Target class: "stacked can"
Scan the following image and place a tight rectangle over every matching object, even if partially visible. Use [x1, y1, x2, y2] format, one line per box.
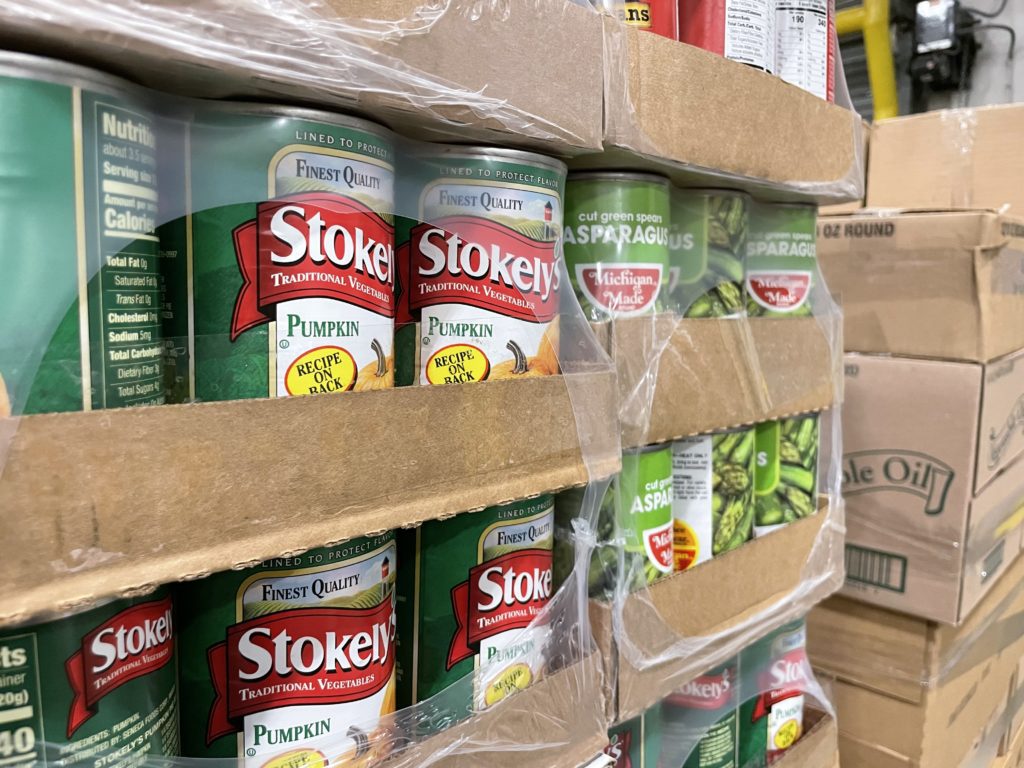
[605, 710, 662, 767]
[678, 0, 776, 73]
[745, 201, 821, 537]
[619, 445, 675, 587]
[661, 659, 740, 768]
[775, 0, 836, 101]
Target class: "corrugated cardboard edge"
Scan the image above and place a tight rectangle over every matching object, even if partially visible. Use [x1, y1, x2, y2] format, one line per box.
[775, 711, 840, 768]
[379, 653, 608, 768]
[592, 505, 841, 722]
[0, 372, 620, 627]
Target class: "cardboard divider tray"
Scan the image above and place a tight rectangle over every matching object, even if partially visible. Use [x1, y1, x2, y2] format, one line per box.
[775, 711, 840, 768]
[0, 371, 619, 626]
[600, 315, 837, 449]
[592, 503, 842, 722]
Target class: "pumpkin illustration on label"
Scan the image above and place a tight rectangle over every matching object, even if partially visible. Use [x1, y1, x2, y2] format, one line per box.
[355, 338, 394, 391]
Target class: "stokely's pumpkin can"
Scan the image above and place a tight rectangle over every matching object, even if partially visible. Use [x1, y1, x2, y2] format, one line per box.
[395, 496, 555, 718]
[167, 103, 396, 401]
[678, 0, 776, 73]
[396, 146, 565, 386]
[564, 172, 671, 320]
[660, 659, 740, 768]
[0, 590, 179, 767]
[0, 52, 163, 416]
[176, 533, 397, 765]
[618, 445, 675, 587]
[604, 706, 663, 767]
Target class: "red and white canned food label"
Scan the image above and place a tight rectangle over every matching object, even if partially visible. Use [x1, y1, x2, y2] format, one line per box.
[725, 0, 776, 72]
[756, 624, 808, 762]
[575, 263, 663, 317]
[776, 0, 834, 100]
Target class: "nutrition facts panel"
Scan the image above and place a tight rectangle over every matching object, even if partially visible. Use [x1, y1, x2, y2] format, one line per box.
[0, 634, 45, 768]
[723, 0, 775, 73]
[776, 0, 831, 100]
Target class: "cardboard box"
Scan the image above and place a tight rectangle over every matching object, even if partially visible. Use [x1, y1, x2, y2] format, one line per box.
[0, 371, 619, 627]
[817, 210, 1024, 363]
[841, 351, 1024, 623]
[578, 19, 862, 203]
[605, 316, 837, 449]
[592, 503, 843, 722]
[820, 119, 871, 216]
[776, 712, 841, 768]
[0, 0, 605, 153]
[867, 105, 1024, 213]
[809, 549, 1024, 768]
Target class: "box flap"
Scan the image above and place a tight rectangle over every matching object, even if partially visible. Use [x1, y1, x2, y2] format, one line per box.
[772, 711, 839, 768]
[977, 349, 1024, 493]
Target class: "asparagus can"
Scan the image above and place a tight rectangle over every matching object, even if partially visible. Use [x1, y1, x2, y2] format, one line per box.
[598, 0, 679, 39]
[396, 496, 555, 716]
[177, 534, 397, 764]
[0, 52, 163, 416]
[619, 445, 675, 586]
[775, 0, 836, 101]
[661, 660, 740, 768]
[678, 0, 776, 72]
[673, 426, 755, 571]
[564, 172, 671, 320]
[739, 621, 808, 767]
[170, 104, 396, 401]
[744, 202, 817, 317]
[754, 414, 820, 536]
[0, 591, 178, 768]
[398, 147, 565, 386]
[668, 188, 749, 318]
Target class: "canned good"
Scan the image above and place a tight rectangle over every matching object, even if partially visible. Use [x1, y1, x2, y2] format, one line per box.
[753, 414, 819, 536]
[775, 0, 836, 101]
[167, 103, 396, 401]
[564, 172, 671, 320]
[0, 591, 178, 767]
[0, 52, 163, 415]
[397, 146, 565, 386]
[661, 660, 740, 768]
[744, 201, 817, 318]
[739, 620, 808, 767]
[396, 496, 555, 715]
[599, 1, 679, 39]
[669, 188, 749, 317]
[678, 0, 776, 73]
[673, 426, 755, 571]
[619, 445, 675, 586]
[177, 534, 398, 763]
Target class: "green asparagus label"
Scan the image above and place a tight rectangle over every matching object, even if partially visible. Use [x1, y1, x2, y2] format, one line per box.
[618, 446, 674, 584]
[669, 190, 748, 318]
[564, 174, 670, 319]
[754, 416, 820, 536]
[745, 202, 817, 316]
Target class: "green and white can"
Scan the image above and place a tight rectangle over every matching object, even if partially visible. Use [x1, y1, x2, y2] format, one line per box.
[605, 707, 662, 767]
[669, 188, 749, 318]
[0, 590, 178, 768]
[618, 445, 674, 587]
[744, 202, 817, 317]
[563, 172, 671, 320]
[0, 52, 163, 416]
[166, 103, 396, 401]
[176, 534, 398, 764]
[396, 496, 554, 716]
[672, 426, 755, 571]
[661, 659, 740, 768]
[753, 414, 820, 537]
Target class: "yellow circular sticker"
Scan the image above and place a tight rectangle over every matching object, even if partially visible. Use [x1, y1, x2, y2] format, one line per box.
[426, 344, 490, 385]
[773, 719, 802, 750]
[673, 520, 699, 571]
[483, 663, 533, 707]
[261, 748, 327, 768]
[284, 346, 356, 395]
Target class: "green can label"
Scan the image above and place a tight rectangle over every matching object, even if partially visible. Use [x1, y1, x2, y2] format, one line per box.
[673, 426, 755, 571]
[753, 414, 820, 536]
[177, 534, 397, 762]
[0, 72, 163, 415]
[618, 446, 674, 585]
[739, 621, 808, 767]
[744, 202, 817, 317]
[661, 661, 739, 768]
[563, 173, 670, 319]
[605, 708, 661, 768]
[177, 108, 395, 401]
[669, 189, 748, 318]
[396, 496, 554, 715]
[0, 591, 178, 768]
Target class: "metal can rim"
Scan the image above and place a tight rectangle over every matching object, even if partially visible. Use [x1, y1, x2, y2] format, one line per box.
[0, 49, 154, 101]
[410, 143, 567, 176]
[189, 100, 395, 144]
[567, 170, 671, 186]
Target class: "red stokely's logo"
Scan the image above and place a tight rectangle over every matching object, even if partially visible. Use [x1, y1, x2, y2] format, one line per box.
[65, 596, 174, 738]
[230, 193, 395, 340]
[404, 216, 560, 324]
[603, 730, 633, 768]
[205, 601, 395, 744]
[665, 667, 736, 711]
[447, 549, 553, 669]
[749, 648, 808, 724]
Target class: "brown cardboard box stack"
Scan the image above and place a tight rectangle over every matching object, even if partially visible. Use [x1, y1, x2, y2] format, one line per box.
[815, 107, 1024, 768]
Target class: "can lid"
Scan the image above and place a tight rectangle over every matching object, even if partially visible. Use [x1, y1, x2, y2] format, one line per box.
[568, 170, 671, 186]
[675, 186, 751, 198]
[191, 101, 395, 143]
[0, 50, 154, 102]
[411, 144, 568, 176]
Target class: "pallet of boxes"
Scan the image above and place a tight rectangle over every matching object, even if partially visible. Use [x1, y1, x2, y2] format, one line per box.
[813, 103, 1024, 768]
